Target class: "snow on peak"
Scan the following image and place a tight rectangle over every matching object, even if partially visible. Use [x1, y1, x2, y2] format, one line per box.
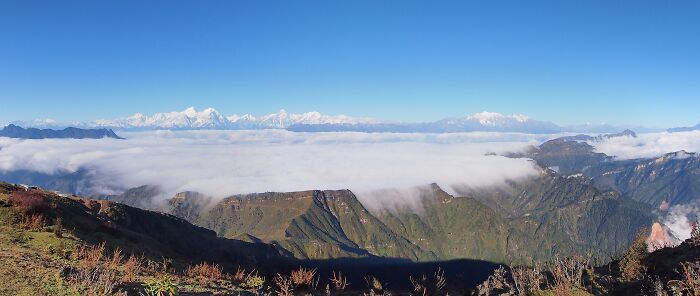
[183, 107, 198, 117]
[465, 111, 530, 126]
[83, 107, 376, 130]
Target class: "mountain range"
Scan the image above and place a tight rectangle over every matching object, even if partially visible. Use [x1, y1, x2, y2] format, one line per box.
[668, 123, 700, 132]
[9, 107, 663, 134]
[511, 133, 700, 207]
[0, 124, 123, 139]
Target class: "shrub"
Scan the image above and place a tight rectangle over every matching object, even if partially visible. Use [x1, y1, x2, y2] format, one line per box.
[475, 265, 513, 295]
[8, 229, 30, 244]
[122, 254, 143, 282]
[67, 265, 120, 296]
[185, 261, 224, 284]
[410, 268, 447, 296]
[20, 213, 44, 231]
[330, 271, 349, 292]
[143, 274, 178, 296]
[550, 255, 589, 294]
[667, 261, 700, 296]
[364, 275, 386, 295]
[273, 274, 294, 296]
[620, 228, 649, 281]
[241, 271, 265, 291]
[145, 257, 173, 276]
[511, 264, 543, 294]
[9, 191, 49, 215]
[108, 248, 123, 270]
[231, 266, 246, 284]
[73, 242, 106, 270]
[290, 267, 316, 288]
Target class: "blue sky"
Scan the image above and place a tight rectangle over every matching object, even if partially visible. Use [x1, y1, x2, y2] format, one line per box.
[1, 0, 699, 127]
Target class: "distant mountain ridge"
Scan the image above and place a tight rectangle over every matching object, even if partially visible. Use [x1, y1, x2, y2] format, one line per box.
[668, 123, 700, 132]
[512, 132, 700, 207]
[11, 107, 659, 134]
[0, 124, 123, 139]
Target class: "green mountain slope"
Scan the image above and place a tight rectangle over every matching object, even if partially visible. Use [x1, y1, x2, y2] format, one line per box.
[103, 173, 653, 265]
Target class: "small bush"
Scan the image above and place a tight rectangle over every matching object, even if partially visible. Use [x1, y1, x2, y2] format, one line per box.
[475, 265, 514, 295]
[143, 274, 178, 296]
[551, 255, 589, 293]
[231, 266, 246, 284]
[668, 261, 700, 296]
[241, 271, 265, 291]
[511, 264, 543, 294]
[122, 254, 143, 282]
[73, 242, 106, 270]
[273, 274, 294, 296]
[8, 229, 30, 244]
[290, 267, 316, 288]
[410, 268, 447, 296]
[20, 213, 44, 231]
[9, 191, 49, 215]
[185, 261, 224, 284]
[108, 248, 123, 270]
[364, 275, 386, 295]
[330, 271, 349, 292]
[68, 266, 120, 296]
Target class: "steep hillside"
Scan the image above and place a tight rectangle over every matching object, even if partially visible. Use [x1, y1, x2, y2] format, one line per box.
[0, 181, 504, 295]
[517, 136, 700, 207]
[463, 173, 654, 257]
[102, 174, 654, 265]
[165, 190, 433, 260]
[0, 182, 283, 270]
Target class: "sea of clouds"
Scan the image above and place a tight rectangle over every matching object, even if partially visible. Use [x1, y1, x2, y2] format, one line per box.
[590, 130, 700, 242]
[3, 129, 700, 232]
[591, 130, 700, 159]
[0, 130, 551, 205]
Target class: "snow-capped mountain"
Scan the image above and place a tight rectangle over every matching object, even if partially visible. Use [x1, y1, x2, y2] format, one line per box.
[83, 107, 377, 130]
[428, 111, 561, 133]
[9, 107, 653, 134]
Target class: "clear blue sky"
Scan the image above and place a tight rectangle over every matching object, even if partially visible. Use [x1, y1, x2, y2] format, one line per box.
[1, 0, 699, 127]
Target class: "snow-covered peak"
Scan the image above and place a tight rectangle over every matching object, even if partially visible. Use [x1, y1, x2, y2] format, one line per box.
[183, 107, 198, 117]
[75, 107, 376, 130]
[465, 111, 530, 126]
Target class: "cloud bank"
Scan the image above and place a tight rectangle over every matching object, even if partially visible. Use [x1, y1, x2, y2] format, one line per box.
[591, 131, 700, 159]
[0, 131, 545, 202]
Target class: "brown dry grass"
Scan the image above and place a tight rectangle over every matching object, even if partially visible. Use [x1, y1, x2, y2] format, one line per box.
[185, 261, 224, 284]
[20, 213, 44, 231]
[121, 254, 143, 282]
[290, 267, 316, 287]
[330, 270, 349, 291]
[108, 248, 123, 270]
[273, 273, 294, 296]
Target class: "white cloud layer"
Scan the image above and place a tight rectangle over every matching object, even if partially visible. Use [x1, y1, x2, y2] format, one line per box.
[591, 131, 700, 159]
[0, 131, 544, 202]
[661, 203, 700, 241]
